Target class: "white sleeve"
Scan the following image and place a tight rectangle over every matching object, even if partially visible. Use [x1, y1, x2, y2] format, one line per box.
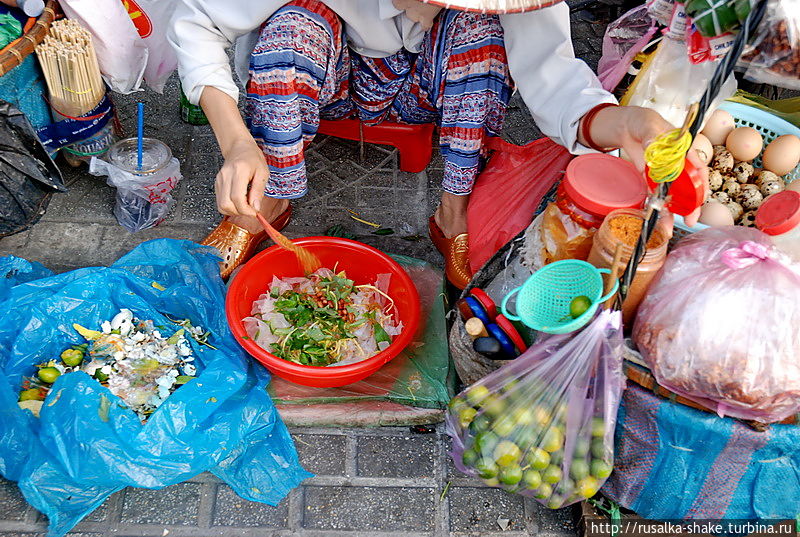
[167, 0, 288, 105]
[500, 4, 617, 154]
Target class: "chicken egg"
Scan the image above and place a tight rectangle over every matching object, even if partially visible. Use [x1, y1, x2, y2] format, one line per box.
[762, 134, 800, 176]
[725, 127, 763, 163]
[702, 109, 736, 146]
[698, 200, 734, 226]
[691, 133, 714, 165]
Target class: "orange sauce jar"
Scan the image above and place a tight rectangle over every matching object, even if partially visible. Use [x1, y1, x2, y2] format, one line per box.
[541, 154, 648, 264]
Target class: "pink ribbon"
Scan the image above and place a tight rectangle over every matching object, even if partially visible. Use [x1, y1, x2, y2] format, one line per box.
[721, 241, 772, 269]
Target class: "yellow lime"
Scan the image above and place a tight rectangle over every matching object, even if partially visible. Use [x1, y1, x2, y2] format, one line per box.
[492, 416, 516, 437]
[570, 459, 590, 480]
[466, 385, 490, 406]
[570, 295, 592, 319]
[483, 477, 500, 487]
[37, 367, 61, 384]
[493, 441, 522, 467]
[542, 465, 563, 484]
[19, 388, 45, 401]
[577, 476, 600, 498]
[482, 395, 506, 418]
[475, 459, 499, 479]
[526, 447, 551, 470]
[532, 406, 552, 427]
[533, 483, 553, 499]
[523, 469, 542, 490]
[499, 464, 523, 486]
[459, 407, 478, 429]
[591, 417, 606, 437]
[541, 428, 564, 452]
[511, 407, 535, 426]
[591, 459, 613, 479]
[547, 495, 565, 509]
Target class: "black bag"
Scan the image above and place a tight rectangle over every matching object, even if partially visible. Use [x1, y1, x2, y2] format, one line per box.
[0, 100, 65, 237]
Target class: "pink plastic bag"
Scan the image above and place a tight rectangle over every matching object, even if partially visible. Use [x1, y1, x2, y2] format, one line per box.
[633, 227, 800, 423]
[597, 6, 658, 93]
[468, 137, 571, 273]
[446, 310, 625, 508]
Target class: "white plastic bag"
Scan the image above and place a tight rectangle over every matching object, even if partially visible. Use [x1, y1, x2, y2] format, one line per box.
[89, 156, 181, 232]
[59, 0, 178, 94]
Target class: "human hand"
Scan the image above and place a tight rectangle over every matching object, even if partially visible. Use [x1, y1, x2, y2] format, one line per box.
[215, 137, 268, 217]
[392, 0, 443, 30]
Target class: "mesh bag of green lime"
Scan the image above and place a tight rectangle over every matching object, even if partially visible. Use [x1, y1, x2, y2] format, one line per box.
[446, 309, 625, 509]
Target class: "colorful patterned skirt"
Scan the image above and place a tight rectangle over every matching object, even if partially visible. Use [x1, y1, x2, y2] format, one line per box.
[245, 0, 513, 198]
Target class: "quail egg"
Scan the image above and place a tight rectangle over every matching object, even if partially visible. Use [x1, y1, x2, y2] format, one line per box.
[760, 180, 785, 198]
[725, 200, 744, 221]
[708, 169, 725, 191]
[711, 191, 731, 204]
[732, 161, 754, 183]
[738, 185, 764, 210]
[721, 180, 741, 198]
[754, 170, 781, 187]
[739, 210, 757, 227]
[712, 147, 735, 172]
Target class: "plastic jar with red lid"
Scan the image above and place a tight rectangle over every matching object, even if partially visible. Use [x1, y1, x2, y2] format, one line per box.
[756, 190, 800, 262]
[540, 154, 648, 264]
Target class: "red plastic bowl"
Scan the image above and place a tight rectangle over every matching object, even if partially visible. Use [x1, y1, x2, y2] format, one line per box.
[226, 237, 422, 387]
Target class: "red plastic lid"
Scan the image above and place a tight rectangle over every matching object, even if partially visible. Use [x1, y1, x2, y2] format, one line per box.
[469, 288, 497, 320]
[495, 314, 527, 354]
[756, 191, 800, 236]
[564, 154, 648, 217]
[645, 158, 707, 217]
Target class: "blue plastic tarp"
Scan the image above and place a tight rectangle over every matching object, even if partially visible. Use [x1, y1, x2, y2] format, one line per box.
[0, 239, 311, 536]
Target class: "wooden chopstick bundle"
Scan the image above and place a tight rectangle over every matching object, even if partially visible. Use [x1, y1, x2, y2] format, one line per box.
[36, 19, 104, 119]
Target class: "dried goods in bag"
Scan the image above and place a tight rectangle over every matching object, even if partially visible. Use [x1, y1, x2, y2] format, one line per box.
[446, 310, 625, 508]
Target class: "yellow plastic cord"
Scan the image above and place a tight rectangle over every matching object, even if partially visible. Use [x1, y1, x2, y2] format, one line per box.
[644, 128, 693, 183]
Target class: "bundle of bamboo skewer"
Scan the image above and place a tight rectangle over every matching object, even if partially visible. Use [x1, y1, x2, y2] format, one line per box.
[36, 19, 104, 119]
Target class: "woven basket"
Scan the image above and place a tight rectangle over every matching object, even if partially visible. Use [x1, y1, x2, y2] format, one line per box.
[0, 0, 57, 77]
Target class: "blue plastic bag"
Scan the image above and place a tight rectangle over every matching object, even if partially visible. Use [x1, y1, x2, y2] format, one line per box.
[0, 239, 311, 536]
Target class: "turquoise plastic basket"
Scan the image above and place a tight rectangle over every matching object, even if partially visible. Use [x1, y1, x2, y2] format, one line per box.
[501, 259, 619, 334]
[674, 101, 800, 240]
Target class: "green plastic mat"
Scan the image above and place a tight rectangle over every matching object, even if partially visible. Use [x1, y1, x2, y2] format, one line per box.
[267, 254, 455, 410]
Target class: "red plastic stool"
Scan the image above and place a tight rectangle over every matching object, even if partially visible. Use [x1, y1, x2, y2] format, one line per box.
[317, 118, 434, 173]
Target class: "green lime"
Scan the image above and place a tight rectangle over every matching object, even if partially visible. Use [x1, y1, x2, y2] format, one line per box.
[60, 348, 84, 367]
[482, 395, 506, 418]
[591, 438, 605, 459]
[591, 417, 606, 437]
[19, 388, 45, 401]
[511, 407, 535, 426]
[502, 379, 519, 393]
[515, 428, 538, 450]
[591, 459, 613, 479]
[483, 477, 500, 487]
[577, 476, 600, 498]
[547, 495, 565, 509]
[569, 295, 592, 319]
[533, 483, 553, 499]
[448, 397, 468, 414]
[459, 407, 478, 429]
[574, 437, 591, 457]
[493, 441, 522, 467]
[542, 464, 563, 484]
[556, 478, 575, 497]
[523, 469, 542, 490]
[462, 448, 479, 468]
[570, 459, 590, 480]
[475, 459, 499, 479]
[526, 447, 551, 470]
[470, 414, 492, 434]
[473, 431, 499, 455]
[541, 428, 564, 452]
[94, 369, 109, 382]
[37, 367, 61, 384]
[549, 450, 564, 466]
[499, 464, 523, 486]
[466, 385, 490, 406]
[492, 416, 516, 437]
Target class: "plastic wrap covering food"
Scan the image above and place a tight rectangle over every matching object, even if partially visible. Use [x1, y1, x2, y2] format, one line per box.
[446, 310, 625, 509]
[633, 227, 800, 423]
[740, 0, 800, 90]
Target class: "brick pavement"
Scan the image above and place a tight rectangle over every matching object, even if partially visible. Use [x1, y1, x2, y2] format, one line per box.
[0, 9, 609, 536]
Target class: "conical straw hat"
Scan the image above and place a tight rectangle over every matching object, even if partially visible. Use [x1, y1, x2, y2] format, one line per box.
[420, 0, 565, 13]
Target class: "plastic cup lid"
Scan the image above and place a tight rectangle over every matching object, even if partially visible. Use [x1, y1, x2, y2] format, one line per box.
[756, 191, 800, 236]
[564, 154, 648, 216]
[646, 158, 707, 217]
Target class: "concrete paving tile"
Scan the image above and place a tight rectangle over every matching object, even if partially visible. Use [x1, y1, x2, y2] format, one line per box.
[315, 138, 392, 172]
[292, 434, 347, 477]
[447, 487, 527, 533]
[211, 485, 289, 528]
[43, 176, 117, 224]
[120, 483, 200, 525]
[302, 486, 436, 532]
[180, 195, 219, 223]
[356, 435, 436, 479]
[355, 186, 396, 209]
[536, 501, 577, 534]
[0, 479, 27, 521]
[25, 222, 110, 267]
[0, 229, 32, 255]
